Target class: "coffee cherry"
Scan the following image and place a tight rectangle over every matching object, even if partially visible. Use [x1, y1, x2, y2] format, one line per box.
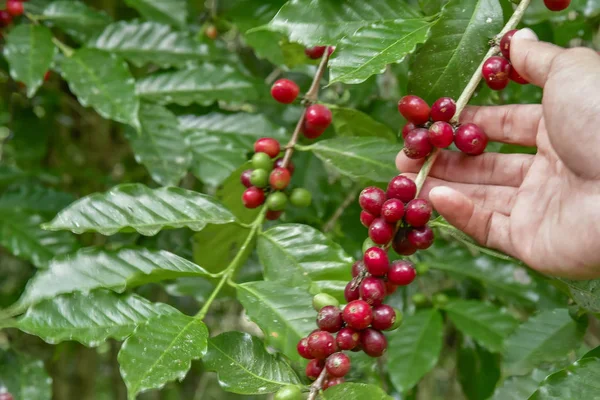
[482, 56, 511, 91]
[324, 377, 345, 390]
[544, 0, 571, 11]
[385, 281, 398, 295]
[271, 79, 300, 104]
[240, 169, 253, 188]
[368, 218, 395, 245]
[342, 299, 373, 330]
[251, 152, 273, 170]
[407, 225, 434, 249]
[269, 167, 291, 190]
[336, 327, 360, 350]
[289, 188, 312, 208]
[266, 210, 283, 220]
[317, 306, 344, 333]
[500, 30, 518, 59]
[402, 122, 417, 139]
[44, 71, 51, 82]
[325, 352, 351, 377]
[405, 198, 432, 227]
[412, 293, 429, 307]
[371, 305, 397, 330]
[250, 169, 269, 188]
[360, 210, 376, 228]
[205, 25, 218, 40]
[0, 10, 12, 27]
[398, 95, 430, 125]
[313, 293, 340, 311]
[387, 175, 417, 203]
[305, 104, 332, 130]
[430, 97, 456, 122]
[307, 330, 336, 359]
[344, 281, 360, 302]
[274, 385, 303, 400]
[352, 260, 366, 278]
[305, 46, 327, 59]
[359, 277, 386, 306]
[302, 121, 326, 139]
[362, 238, 377, 254]
[266, 192, 287, 211]
[358, 186, 386, 215]
[381, 198, 405, 223]
[242, 187, 265, 209]
[363, 247, 389, 277]
[360, 328, 388, 357]
[455, 123, 488, 156]
[388, 309, 404, 330]
[254, 138, 281, 158]
[433, 293, 450, 307]
[404, 128, 433, 159]
[306, 358, 325, 380]
[388, 260, 417, 285]
[510, 67, 528, 84]
[274, 158, 295, 175]
[428, 121, 454, 148]
[6, 0, 23, 16]
[392, 228, 417, 256]
[297, 337, 313, 359]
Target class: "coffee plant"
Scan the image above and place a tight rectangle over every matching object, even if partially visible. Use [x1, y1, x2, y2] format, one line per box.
[0, 0, 599, 399]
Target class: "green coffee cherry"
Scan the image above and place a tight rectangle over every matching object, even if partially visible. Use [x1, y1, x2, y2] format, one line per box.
[289, 188, 312, 208]
[362, 237, 377, 253]
[412, 293, 428, 307]
[252, 152, 273, 171]
[415, 262, 429, 275]
[433, 293, 449, 308]
[267, 192, 287, 211]
[312, 293, 340, 311]
[387, 308, 404, 331]
[274, 385, 303, 400]
[250, 169, 269, 188]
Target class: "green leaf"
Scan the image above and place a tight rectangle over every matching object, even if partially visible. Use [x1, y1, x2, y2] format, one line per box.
[179, 113, 286, 187]
[443, 300, 518, 352]
[387, 309, 444, 392]
[43, 1, 112, 43]
[136, 64, 260, 106]
[408, 0, 504, 104]
[0, 184, 75, 215]
[529, 358, 600, 400]
[15, 290, 176, 347]
[321, 383, 393, 400]
[125, 0, 187, 28]
[13, 247, 212, 310]
[88, 21, 210, 68]
[203, 332, 301, 394]
[458, 341, 501, 400]
[3, 24, 57, 98]
[125, 103, 191, 186]
[0, 350, 52, 400]
[329, 19, 431, 85]
[559, 278, 600, 313]
[503, 309, 587, 376]
[329, 106, 396, 141]
[43, 184, 235, 236]
[60, 48, 140, 128]
[491, 369, 551, 400]
[118, 312, 208, 400]
[300, 137, 401, 183]
[237, 281, 315, 362]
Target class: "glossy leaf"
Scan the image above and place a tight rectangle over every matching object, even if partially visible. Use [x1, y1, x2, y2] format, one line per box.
[125, 103, 191, 186]
[0, 350, 52, 400]
[458, 341, 501, 400]
[203, 331, 301, 394]
[118, 312, 208, 399]
[329, 19, 431, 84]
[237, 281, 315, 362]
[43, 184, 235, 236]
[16, 290, 176, 347]
[43, 1, 112, 42]
[408, 0, 504, 104]
[387, 309, 444, 392]
[529, 358, 600, 400]
[560, 278, 600, 313]
[0, 184, 74, 215]
[491, 369, 551, 400]
[443, 300, 518, 352]
[329, 106, 396, 141]
[299, 137, 401, 183]
[503, 309, 587, 376]
[60, 48, 140, 128]
[322, 383, 393, 400]
[4, 24, 57, 98]
[125, 0, 187, 28]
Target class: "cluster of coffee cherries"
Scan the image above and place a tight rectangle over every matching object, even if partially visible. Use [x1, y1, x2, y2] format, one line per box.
[0, 0, 25, 29]
[0, 392, 13, 400]
[240, 138, 312, 220]
[482, 30, 529, 91]
[399, 95, 489, 157]
[544, 0, 571, 11]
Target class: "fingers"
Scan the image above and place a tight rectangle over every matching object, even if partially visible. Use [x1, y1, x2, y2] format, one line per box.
[510, 28, 566, 87]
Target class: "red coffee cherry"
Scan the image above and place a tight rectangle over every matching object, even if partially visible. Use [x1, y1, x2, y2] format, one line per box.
[336, 327, 360, 350]
[324, 377, 345, 390]
[455, 123, 489, 156]
[368, 218, 395, 245]
[360, 328, 388, 357]
[325, 352, 351, 377]
[344, 281, 360, 302]
[358, 186, 386, 216]
[407, 225, 435, 250]
[305, 104, 332, 129]
[205, 25, 218, 40]
[544, 0, 571, 11]
[271, 79, 299, 104]
[269, 167, 291, 190]
[392, 228, 417, 256]
[385, 281, 398, 294]
[371, 305, 397, 331]
[254, 138, 280, 158]
[266, 210, 283, 220]
[352, 260, 366, 278]
[387, 175, 417, 203]
[359, 277, 387, 306]
[404, 198, 433, 227]
[404, 128, 433, 160]
[242, 187, 265, 208]
[360, 210, 376, 228]
[0, 394, 14, 400]
[305, 46, 327, 59]
[402, 122, 417, 139]
[398, 95, 430, 125]
[500, 29, 518, 59]
[317, 306, 344, 333]
[363, 247, 389, 277]
[428, 121, 454, 148]
[307, 330, 337, 359]
[6, 0, 23, 16]
[388, 260, 417, 285]
[302, 121, 326, 139]
[240, 169, 253, 188]
[0, 10, 12, 27]
[342, 299, 373, 330]
[274, 158, 295, 175]
[381, 198, 405, 223]
[510, 67, 528, 84]
[44, 71, 51, 82]
[482, 56, 511, 91]
[297, 337, 313, 359]
[306, 359, 325, 380]
[430, 97, 456, 122]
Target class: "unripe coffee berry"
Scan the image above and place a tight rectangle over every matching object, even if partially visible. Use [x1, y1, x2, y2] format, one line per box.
[6, 0, 23, 17]
[297, 337, 313, 359]
[307, 330, 336, 359]
[352, 260, 366, 278]
[269, 167, 291, 190]
[359, 277, 387, 306]
[266, 210, 283, 220]
[274, 158, 295, 175]
[544, 0, 571, 11]
[250, 169, 269, 188]
[404, 128, 433, 159]
[371, 305, 397, 331]
[251, 152, 273, 170]
[360, 328, 388, 357]
[381, 198, 405, 223]
[482, 56, 511, 91]
[305, 104, 332, 129]
[360, 210, 376, 228]
[363, 247, 389, 277]
[387, 175, 417, 203]
[266, 192, 287, 211]
[428, 121, 454, 148]
[358, 186, 386, 216]
[455, 123, 488, 156]
[362, 237, 377, 254]
[430, 97, 456, 122]
[306, 359, 325, 380]
[325, 352, 351, 377]
[240, 169, 253, 188]
[317, 306, 343, 333]
[402, 122, 417, 139]
[254, 138, 281, 158]
[305, 46, 327, 59]
[336, 327, 360, 350]
[271, 79, 300, 104]
[404, 198, 433, 227]
[205, 25, 218, 40]
[412, 293, 429, 307]
[500, 30, 518, 59]
[433, 293, 450, 307]
[274, 385, 303, 400]
[368, 218, 395, 245]
[324, 377, 345, 390]
[313, 293, 339, 311]
[392, 228, 417, 256]
[407, 225, 434, 249]
[344, 281, 360, 302]
[398, 95, 430, 125]
[342, 299, 373, 330]
[389, 309, 404, 330]
[290, 188, 312, 208]
[388, 260, 417, 285]
[242, 187, 265, 208]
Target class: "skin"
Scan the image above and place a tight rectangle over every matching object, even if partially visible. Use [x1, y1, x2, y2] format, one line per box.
[396, 29, 600, 279]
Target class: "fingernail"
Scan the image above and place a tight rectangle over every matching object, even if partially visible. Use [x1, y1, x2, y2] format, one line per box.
[513, 28, 538, 42]
[429, 186, 457, 199]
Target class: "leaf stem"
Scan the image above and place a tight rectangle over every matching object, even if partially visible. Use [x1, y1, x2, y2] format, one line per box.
[307, 367, 328, 400]
[323, 184, 361, 233]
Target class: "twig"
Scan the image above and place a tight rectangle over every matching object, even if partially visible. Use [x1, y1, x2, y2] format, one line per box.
[307, 368, 328, 400]
[323, 185, 361, 233]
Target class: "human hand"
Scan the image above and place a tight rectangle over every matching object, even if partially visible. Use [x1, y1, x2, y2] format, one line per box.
[396, 29, 600, 279]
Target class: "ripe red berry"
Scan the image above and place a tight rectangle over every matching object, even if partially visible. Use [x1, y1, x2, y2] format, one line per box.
[266, 210, 283, 220]
[368, 218, 395, 245]
[392, 228, 417, 256]
[404, 128, 433, 159]
[352, 260, 366, 278]
[305, 104, 332, 129]
[269, 167, 291, 190]
[363, 247, 389, 277]
[254, 138, 280, 158]
[0, 394, 14, 400]
[242, 187, 265, 208]
[297, 337, 313, 359]
[385, 281, 398, 294]
[482, 56, 511, 91]
[510, 67, 528, 84]
[0, 10, 12, 27]
[336, 327, 360, 350]
[428, 121, 454, 148]
[359, 277, 387, 306]
[274, 158, 295, 175]
[344, 281, 360, 302]
[388, 260, 417, 285]
[430, 97, 456, 122]
[360, 328, 388, 357]
[325, 352, 351, 377]
[240, 169, 253, 188]
[358, 186, 386, 215]
[404, 199, 433, 227]
[500, 30, 518, 59]
[324, 377, 345, 390]
[305, 46, 327, 59]
[402, 122, 417, 139]
[371, 305, 397, 331]
[387, 175, 417, 203]
[398, 95, 430, 125]
[44, 71, 51, 82]
[302, 121, 326, 139]
[6, 0, 23, 17]
[455, 123, 488, 156]
[271, 79, 300, 104]
[360, 210, 376, 228]
[544, 0, 571, 11]
[307, 330, 337, 359]
[317, 306, 343, 333]
[306, 359, 325, 380]
[381, 198, 405, 223]
[407, 225, 435, 250]
[342, 299, 373, 330]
